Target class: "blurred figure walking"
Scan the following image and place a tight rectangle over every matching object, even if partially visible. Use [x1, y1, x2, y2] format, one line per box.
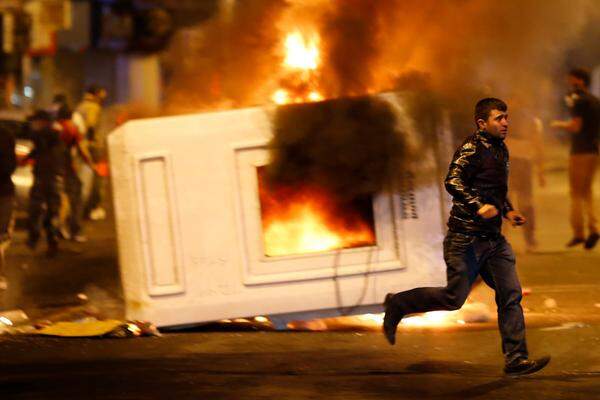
[21, 111, 66, 257]
[75, 85, 107, 221]
[50, 94, 86, 135]
[551, 68, 600, 250]
[0, 118, 17, 289]
[56, 107, 96, 242]
[48, 94, 69, 117]
[505, 100, 546, 252]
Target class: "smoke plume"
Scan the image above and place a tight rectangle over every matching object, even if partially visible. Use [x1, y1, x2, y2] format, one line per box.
[162, 0, 286, 113]
[266, 96, 409, 199]
[163, 0, 598, 114]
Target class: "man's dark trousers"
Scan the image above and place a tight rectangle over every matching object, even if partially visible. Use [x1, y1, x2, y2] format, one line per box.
[387, 231, 528, 364]
[28, 177, 62, 246]
[65, 170, 83, 235]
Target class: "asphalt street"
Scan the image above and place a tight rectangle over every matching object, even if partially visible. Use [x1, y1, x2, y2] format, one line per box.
[0, 327, 599, 399]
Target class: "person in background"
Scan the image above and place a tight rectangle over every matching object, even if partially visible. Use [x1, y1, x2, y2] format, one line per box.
[50, 93, 86, 135]
[551, 68, 600, 250]
[49, 93, 68, 117]
[21, 110, 66, 258]
[56, 107, 97, 242]
[75, 85, 107, 221]
[505, 98, 546, 252]
[49, 94, 87, 238]
[0, 119, 17, 290]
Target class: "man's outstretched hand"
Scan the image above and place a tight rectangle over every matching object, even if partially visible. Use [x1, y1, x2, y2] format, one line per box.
[477, 204, 499, 219]
[506, 210, 526, 226]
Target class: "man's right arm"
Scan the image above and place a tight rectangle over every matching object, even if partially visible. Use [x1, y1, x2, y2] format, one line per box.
[550, 116, 582, 133]
[444, 142, 486, 214]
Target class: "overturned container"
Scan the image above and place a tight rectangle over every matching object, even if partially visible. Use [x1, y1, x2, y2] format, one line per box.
[108, 92, 453, 328]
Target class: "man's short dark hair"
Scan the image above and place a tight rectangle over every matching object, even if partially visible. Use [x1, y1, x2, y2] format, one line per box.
[568, 68, 591, 88]
[52, 93, 67, 104]
[474, 98, 507, 126]
[28, 109, 52, 122]
[85, 84, 104, 96]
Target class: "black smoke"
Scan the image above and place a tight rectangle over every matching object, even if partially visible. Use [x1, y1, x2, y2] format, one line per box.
[319, 0, 392, 96]
[266, 96, 410, 199]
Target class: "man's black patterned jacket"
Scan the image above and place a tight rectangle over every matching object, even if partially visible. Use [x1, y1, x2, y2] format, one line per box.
[444, 130, 514, 236]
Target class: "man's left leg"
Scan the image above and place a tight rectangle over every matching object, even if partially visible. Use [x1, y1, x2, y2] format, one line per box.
[65, 171, 84, 237]
[480, 236, 549, 375]
[568, 155, 586, 245]
[581, 155, 599, 249]
[0, 195, 14, 290]
[479, 237, 527, 364]
[43, 178, 63, 257]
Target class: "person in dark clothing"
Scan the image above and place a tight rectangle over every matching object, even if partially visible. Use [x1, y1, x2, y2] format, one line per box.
[21, 110, 66, 257]
[49, 93, 69, 118]
[0, 122, 17, 289]
[383, 98, 550, 376]
[551, 68, 600, 249]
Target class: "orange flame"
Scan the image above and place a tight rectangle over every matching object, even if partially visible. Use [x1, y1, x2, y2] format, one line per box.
[258, 169, 376, 257]
[287, 311, 468, 331]
[272, 30, 324, 105]
[283, 31, 320, 70]
[263, 201, 375, 257]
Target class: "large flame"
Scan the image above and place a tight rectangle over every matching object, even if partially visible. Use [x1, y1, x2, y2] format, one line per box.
[283, 31, 320, 70]
[263, 201, 375, 257]
[272, 30, 324, 105]
[258, 169, 376, 257]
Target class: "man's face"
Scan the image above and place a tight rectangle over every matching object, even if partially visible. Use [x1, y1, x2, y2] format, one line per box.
[478, 109, 508, 139]
[97, 89, 107, 102]
[567, 75, 585, 91]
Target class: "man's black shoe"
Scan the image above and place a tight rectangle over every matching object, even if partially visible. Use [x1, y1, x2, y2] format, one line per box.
[504, 356, 551, 376]
[566, 237, 585, 247]
[382, 293, 403, 345]
[584, 233, 599, 250]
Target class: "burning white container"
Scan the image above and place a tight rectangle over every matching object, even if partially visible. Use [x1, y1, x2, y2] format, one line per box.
[108, 93, 451, 328]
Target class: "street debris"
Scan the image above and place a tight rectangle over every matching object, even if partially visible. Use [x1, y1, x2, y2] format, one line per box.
[1, 308, 160, 338]
[540, 322, 588, 331]
[0, 309, 35, 334]
[455, 302, 493, 323]
[34, 318, 161, 338]
[0, 310, 28, 326]
[543, 298, 558, 309]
